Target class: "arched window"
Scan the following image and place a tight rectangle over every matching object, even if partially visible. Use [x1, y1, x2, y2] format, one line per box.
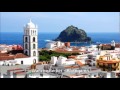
[25, 44, 28, 49]
[25, 37, 28, 42]
[33, 51, 36, 56]
[33, 37, 35, 42]
[33, 30, 34, 35]
[33, 44, 36, 49]
[25, 51, 28, 55]
[33, 59, 36, 64]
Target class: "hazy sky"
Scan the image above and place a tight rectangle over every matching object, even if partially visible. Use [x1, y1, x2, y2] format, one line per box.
[1, 12, 119, 33]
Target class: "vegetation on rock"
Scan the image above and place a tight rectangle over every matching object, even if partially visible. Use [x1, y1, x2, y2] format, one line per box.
[55, 25, 91, 42]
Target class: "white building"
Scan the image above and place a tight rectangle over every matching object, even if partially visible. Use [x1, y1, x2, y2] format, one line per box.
[0, 44, 13, 53]
[46, 41, 65, 49]
[23, 19, 38, 63]
[51, 56, 58, 65]
[57, 56, 67, 65]
[0, 53, 38, 65]
[66, 47, 72, 51]
[79, 47, 86, 51]
[46, 43, 56, 49]
[111, 40, 115, 47]
[50, 56, 75, 66]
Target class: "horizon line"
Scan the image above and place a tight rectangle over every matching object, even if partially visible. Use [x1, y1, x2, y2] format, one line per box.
[1, 31, 120, 33]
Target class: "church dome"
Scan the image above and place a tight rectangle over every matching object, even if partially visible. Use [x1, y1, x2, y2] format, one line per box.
[26, 19, 36, 28]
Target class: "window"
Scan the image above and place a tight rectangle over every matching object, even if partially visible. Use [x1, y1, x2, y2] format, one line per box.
[93, 63, 95, 66]
[33, 44, 36, 49]
[25, 51, 28, 55]
[33, 31, 34, 35]
[25, 44, 28, 49]
[33, 59, 36, 64]
[33, 51, 36, 56]
[33, 37, 35, 42]
[25, 37, 28, 42]
[21, 61, 23, 64]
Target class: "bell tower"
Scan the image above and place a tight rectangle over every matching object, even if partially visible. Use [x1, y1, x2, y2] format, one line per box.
[23, 19, 38, 63]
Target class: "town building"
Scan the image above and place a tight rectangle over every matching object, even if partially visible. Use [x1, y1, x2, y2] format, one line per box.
[96, 50, 120, 71]
[46, 41, 65, 50]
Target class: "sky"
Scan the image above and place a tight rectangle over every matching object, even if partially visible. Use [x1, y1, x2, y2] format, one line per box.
[0, 12, 119, 33]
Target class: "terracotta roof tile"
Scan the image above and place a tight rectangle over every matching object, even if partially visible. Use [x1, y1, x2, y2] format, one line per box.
[75, 61, 84, 66]
[0, 53, 28, 61]
[15, 53, 28, 58]
[0, 56, 15, 61]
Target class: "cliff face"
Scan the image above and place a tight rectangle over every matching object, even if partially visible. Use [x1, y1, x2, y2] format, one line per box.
[55, 25, 91, 42]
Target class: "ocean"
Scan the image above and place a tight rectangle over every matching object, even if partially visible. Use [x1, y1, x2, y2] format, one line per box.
[0, 32, 120, 48]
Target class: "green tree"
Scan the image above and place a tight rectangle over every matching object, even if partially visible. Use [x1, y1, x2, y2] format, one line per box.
[39, 55, 48, 61]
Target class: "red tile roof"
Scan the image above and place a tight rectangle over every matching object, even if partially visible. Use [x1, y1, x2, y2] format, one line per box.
[8, 68, 23, 72]
[0, 53, 29, 61]
[15, 53, 28, 58]
[14, 71, 26, 74]
[54, 48, 85, 53]
[75, 61, 84, 66]
[68, 55, 77, 59]
[0, 53, 9, 56]
[115, 44, 120, 48]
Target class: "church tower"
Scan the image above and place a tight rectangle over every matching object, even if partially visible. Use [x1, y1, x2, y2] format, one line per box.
[23, 19, 38, 63]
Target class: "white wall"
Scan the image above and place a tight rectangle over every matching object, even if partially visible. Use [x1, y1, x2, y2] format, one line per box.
[115, 48, 120, 51]
[57, 41, 61, 47]
[51, 56, 58, 65]
[79, 60, 86, 64]
[66, 48, 72, 51]
[106, 73, 111, 78]
[57, 56, 67, 65]
[46, 43, 55, 49]
[65, 60, 75, 65]
[0, 60, 16, 66]
[0, 57, 38, 66]
[15, 57, 38, 65]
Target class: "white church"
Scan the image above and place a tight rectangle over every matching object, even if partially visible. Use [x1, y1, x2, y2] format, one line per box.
[0, 19, 39, 65]
[23, 19, 38, 64]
